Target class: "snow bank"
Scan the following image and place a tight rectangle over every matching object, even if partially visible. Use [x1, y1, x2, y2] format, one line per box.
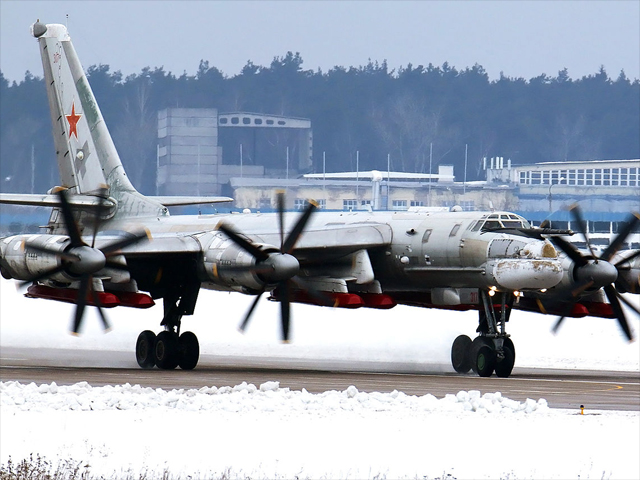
[1, 381, 638, 480]
[0, 380, 549, 415]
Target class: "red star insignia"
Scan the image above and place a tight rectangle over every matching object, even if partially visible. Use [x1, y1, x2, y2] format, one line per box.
[66, 103, 82, 139]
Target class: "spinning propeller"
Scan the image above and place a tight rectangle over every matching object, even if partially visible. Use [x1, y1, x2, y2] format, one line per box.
[20, 187, 149, 334]
[216, 192, 323, 342]
[550, 205, 639, 341]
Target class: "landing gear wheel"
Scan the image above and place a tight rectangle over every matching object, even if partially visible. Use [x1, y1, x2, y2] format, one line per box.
[155, 331, 179, 370]
[504, 337, 516, 363]
[474, 345, 496, 377]
[451, 335, 472, 373]
[136, 330, 156, 369]
[495, 344, 515, 378]
[470, 337, 495, 377]
[178, 331, 200, 370]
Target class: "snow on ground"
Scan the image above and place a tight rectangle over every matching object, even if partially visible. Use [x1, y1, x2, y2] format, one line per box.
[1, 278, 639, 478]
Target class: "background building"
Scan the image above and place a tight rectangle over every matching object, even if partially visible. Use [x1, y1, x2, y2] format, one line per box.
[157, 108, 312, 196]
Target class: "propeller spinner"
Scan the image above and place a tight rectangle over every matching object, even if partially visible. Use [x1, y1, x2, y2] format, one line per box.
[550, 205, 639, 341]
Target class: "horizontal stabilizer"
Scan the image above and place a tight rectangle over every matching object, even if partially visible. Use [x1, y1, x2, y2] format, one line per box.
[0, 193, 115, 209]
[149, 196, 233, 206]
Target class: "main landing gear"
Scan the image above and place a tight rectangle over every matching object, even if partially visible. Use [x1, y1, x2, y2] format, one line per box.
[135, 286, 201, 370]
[450, 290, 516, 378]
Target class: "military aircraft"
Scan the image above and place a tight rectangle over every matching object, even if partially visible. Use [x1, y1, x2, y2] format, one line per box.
[1, 22, 638, 377]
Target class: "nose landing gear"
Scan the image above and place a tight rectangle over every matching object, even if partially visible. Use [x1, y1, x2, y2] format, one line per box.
[450, 290, 516, 378]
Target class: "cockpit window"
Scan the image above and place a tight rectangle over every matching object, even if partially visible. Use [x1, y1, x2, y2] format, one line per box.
[483, 220, 502, 230]
[479, 214, 531, 231]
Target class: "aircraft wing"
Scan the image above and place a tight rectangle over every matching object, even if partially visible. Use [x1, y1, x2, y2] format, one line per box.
[148, 196, 233, 206]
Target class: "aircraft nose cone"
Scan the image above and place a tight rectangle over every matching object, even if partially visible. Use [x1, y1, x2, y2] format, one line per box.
[262, 253, 300, 282]
[577, 260, 618, 288]
[68, 246, 106, 275]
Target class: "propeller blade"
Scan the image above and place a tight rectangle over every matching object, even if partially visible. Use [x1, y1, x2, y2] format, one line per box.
[616, 291, 640, 317]
[615, 249, 640, 266]
[91, 186, 110, 248]
[569, 204, 597, 259]
[604, 284, 634, 342]
[238, 289, 265, 333]
[72, 275, 90, 334]
[550, 235, 588, 267]
[100, 231, 150, 256]
[551, 315, 566, 335]
[277, 191, 285, 251]
[90, 283, 111, 331]
[602, 213, 640, 262]
[283, 200, 317, 254]
[18, 264, 67, 289]
[279, 281, 291, 342]
[551, 296, 584, 335]
[571, 279, 595, 298]
[217, 223, 269, 262]
[57, 189, 85, 248]
[23, 243, 80, 262]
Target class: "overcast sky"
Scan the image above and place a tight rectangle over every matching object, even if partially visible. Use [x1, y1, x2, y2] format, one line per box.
[1, 0, 639, 83]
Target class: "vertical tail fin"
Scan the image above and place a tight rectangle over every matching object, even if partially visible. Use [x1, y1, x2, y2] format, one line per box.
[33, 21, 135, 195]
[32, 21, 166, 217]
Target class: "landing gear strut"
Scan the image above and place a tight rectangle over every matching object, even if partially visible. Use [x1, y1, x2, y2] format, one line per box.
[135, 284, 201, 370]
[450, 290, 516, 378]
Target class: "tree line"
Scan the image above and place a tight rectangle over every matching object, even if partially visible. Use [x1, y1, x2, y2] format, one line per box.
[1, 53, 638, 195]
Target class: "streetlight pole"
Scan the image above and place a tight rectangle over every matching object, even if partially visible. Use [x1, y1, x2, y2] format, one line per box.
[548, 177, 565, 213]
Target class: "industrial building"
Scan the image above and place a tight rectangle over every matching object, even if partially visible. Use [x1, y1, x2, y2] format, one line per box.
[156, 108, 312, 196]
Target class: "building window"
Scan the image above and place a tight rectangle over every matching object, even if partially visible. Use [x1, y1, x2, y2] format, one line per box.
[594, 169, 602, 186]
[294, 199, 306, 210]
[531, 172, 542, 185]
[258, 198, 271, 210]
[589, 221, 611, 234]
[460, 201, 475, 211]
[519, 171, 527, 184]
[317, 199, 326, 209]
[410, 200, 424, 207]
[610, 168, 619, 186]
[392, 200, 408, 211]
[361, 200, 371, 206]
[620, 168, 628, 186]
[343, 199, 357, 211]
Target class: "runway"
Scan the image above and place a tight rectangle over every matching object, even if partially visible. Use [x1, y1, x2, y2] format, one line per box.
[2, 347, 638, 411]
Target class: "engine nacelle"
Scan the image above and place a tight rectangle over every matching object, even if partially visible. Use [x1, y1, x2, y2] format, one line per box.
[199, 232, 277, 291]
[0, 234, 71, 281]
